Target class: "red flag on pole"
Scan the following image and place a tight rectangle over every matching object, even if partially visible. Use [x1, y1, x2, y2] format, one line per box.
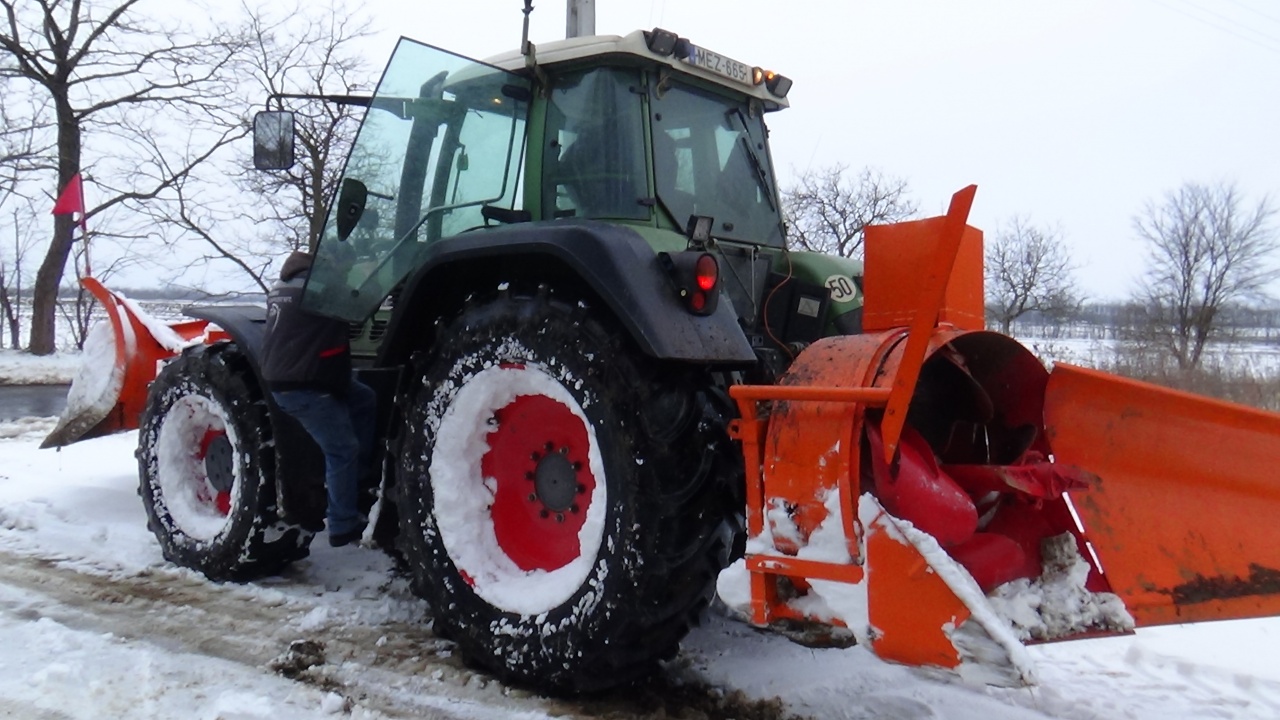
[51, 173, 88, 236]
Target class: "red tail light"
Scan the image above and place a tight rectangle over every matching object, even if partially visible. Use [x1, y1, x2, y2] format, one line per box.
[690, 291, 707, 313]
[658, 250, 721, 316]
[695, 254, 718, 291]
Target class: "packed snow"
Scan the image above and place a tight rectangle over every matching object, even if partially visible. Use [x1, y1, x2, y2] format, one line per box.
[2, 348, 1280, 718]
[0, 349, 80, 385]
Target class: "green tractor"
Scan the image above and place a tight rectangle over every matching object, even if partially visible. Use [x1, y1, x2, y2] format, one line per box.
[129, 28, 860, 692]
[57, 22, 1280, 696]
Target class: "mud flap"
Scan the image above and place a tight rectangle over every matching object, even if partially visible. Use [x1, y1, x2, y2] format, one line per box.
[1044, 362, 1280, 626]
[42, 278, 209, 448]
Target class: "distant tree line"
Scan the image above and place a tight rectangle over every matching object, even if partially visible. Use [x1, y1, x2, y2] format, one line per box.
[782, 167, 1278, 396]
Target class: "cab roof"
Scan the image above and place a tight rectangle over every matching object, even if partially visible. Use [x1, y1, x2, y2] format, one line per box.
[482, 29, 790, 111]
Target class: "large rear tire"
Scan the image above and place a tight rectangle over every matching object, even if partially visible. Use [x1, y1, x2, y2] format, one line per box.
[395, 287, 737, 693]
[137, 343, 312, 581]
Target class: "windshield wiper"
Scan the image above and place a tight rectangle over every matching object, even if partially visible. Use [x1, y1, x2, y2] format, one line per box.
[728, 109, 777, 212]
[739, 136, 777, 212]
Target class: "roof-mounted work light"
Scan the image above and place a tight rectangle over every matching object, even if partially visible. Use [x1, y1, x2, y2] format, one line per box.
[645, 28, 680, 56]
[765, 71, 793, 98]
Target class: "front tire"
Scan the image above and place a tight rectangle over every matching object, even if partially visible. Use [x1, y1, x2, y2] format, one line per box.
[137, 343, 312, 581]
[396, 287, 736, 693]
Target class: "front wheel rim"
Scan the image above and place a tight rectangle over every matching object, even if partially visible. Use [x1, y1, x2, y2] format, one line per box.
[155, 394, 240, 541]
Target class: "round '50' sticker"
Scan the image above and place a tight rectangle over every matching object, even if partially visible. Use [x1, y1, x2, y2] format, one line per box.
[824, 274, 858, 303]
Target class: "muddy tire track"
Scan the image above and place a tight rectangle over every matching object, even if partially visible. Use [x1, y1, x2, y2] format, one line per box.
[0, 550, 805, 720]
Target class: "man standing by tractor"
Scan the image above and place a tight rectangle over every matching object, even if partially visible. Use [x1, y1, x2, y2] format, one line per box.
[261, 250, 376, 548]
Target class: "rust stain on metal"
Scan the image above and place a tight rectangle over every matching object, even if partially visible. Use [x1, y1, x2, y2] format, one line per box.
[1171, 564, 1280, 604]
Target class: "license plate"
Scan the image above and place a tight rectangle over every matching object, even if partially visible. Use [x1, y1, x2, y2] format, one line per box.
[683, 44, 753, 86]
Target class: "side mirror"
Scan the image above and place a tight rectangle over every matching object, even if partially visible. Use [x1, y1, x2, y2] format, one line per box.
[253, 111, 296, 170]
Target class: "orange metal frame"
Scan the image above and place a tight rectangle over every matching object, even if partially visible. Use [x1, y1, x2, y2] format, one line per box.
[727, 186, 981, 631]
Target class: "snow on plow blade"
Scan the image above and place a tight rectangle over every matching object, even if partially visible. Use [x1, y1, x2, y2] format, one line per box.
[1045, 363, 1280, 626]
[41, 278, 210, 448]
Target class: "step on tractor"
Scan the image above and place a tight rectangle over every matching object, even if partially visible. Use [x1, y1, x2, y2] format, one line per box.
[45, 26, 1280, 694]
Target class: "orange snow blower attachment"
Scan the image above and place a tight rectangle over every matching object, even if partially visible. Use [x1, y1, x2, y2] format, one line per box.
[729, 187, 1103, 684]
[41, 277, 221, 448]
[728, 184, 1280, 686]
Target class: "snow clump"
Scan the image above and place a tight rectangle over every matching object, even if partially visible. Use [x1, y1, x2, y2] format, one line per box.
[988, 533, 1135, 642]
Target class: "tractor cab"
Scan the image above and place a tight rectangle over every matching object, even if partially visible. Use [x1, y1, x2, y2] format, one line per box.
[253, 30, 795, 330]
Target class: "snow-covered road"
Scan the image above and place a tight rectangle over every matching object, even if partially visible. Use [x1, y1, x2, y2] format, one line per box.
[1, 367, 1279, 717]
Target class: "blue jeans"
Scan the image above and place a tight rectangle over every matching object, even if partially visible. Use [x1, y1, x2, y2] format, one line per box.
[272, 377, 376, 537]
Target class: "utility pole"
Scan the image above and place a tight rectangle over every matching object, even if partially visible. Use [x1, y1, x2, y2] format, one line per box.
[566, 0, 595, 38]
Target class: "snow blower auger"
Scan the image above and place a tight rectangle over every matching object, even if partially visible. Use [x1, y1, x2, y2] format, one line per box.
[41, 278, 221, 448]
[728, 185, 1280, 686]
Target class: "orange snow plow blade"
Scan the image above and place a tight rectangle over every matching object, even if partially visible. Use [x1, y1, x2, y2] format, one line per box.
[1045, 363, 1280, 627]
[41, 277, 213, 448]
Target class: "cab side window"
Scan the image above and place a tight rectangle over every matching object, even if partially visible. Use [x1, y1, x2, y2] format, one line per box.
[543, 68, 648, 220]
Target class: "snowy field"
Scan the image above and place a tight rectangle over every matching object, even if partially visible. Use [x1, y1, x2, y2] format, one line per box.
[2, 350, 1280, 718]
[1012, 327, 1280, 378]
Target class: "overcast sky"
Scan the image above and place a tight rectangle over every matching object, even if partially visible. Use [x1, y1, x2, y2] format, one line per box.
[361, 0, 1280, 301]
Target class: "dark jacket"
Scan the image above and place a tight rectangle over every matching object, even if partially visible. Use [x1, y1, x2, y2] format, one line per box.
[261, 251, 352, 396]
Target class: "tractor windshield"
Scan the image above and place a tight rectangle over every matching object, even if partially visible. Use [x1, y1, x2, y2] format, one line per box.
[302, 38, 531, 322]
[651, 81, 784, 247]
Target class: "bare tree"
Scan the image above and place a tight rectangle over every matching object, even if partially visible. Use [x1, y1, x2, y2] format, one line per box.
[57, 241, 95, 350]
[0, 204, 39, 348]
[0, 80, 53, 197]
[1131, 181, 1278, 372]
[782, 164, 917, 258]
[984, 216, 1081, 334]
[0, 244, 19, 349]
[246, 4, 373, 254]
[0, 0, 249, 354]
[141, 2, 375, 295]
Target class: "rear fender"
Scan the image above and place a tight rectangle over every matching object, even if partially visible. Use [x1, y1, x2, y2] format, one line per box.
[377, 220, 757, 367]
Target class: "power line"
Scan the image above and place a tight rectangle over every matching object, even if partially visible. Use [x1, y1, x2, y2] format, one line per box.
[1223, 0, 1280, 28]
[1174, 0, 1280, 47]
[648, 0, 666, 28]
[1147, 0, 1280, 55]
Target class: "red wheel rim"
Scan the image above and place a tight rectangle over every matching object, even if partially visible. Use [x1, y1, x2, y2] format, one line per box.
[196, 428, 233, 516]
[482, 393, 598, 571]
